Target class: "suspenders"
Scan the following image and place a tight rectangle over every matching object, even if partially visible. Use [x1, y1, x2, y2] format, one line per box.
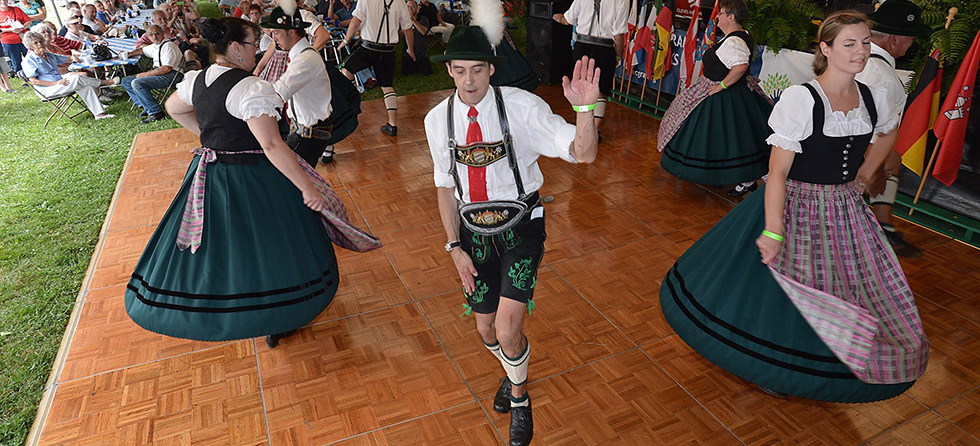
[446, 86, 527, 203]
[376, 0, 395, 44]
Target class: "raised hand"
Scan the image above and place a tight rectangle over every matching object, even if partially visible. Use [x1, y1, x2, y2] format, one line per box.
[562, 56, 600, 108]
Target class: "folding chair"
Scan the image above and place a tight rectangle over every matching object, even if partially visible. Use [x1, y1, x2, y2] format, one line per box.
[425, 28, 445, 53]
[19, 72, 88, 127]
[151, 53, 187, 104]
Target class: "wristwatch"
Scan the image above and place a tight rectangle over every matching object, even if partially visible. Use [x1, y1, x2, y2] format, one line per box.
[445, 240, 461, 252]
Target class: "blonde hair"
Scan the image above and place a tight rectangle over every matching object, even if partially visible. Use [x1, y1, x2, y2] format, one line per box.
[813, 10, 872, 76]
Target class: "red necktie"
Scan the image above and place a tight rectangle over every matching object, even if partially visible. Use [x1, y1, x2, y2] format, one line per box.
[466, 106, 488, 202]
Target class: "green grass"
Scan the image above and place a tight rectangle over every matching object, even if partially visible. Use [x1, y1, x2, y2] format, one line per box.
[0, 6, 529, 444]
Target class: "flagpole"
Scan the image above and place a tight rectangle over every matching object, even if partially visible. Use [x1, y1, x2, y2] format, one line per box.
[909, 7, 958, 216]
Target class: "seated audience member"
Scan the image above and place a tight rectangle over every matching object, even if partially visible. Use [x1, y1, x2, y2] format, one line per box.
[121, 25, 181, 123]
[94, 1, 113, 24]
[22, 31, 117, 119]
[62, 16, 100, 44]
[32, 22, 78, 58]
[17, 0, 45, 26]
[248, 4, 272, 51]
[402, 0, 430, 75]
[326, 0, 354, 27]
[81, 4, 108, 34]
[418, 0, 450, 43]
[217, 0, 238, 16]
[438, 2, 458, 24]
[232, 0, 249, 17]
[58, 9, 94, 36]
[135, 9, 206, 68]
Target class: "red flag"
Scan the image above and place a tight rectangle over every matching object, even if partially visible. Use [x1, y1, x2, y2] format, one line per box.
[933, 29, 980, 186]
[682, 0, 701, 87]
[894, 49, 942, 176]
[631, 6, 655, 77]
[705, 0, 720, 47]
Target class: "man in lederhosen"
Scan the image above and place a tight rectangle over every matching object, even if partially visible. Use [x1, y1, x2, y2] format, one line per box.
[261, 0, 334, 166]
[553, 0, 628, 131]
[337, 0, 414, 136]
[857, 0, 931, 258]
[424, 21, 600, 446]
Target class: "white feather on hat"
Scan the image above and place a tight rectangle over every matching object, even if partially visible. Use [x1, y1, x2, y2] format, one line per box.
[470, 0, 505, 47]
[280, 0, 298, 17]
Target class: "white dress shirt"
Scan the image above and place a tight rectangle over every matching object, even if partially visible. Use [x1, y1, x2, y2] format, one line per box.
[176, 65, 283, 121]
[352, 0, 412, 45]
[299, 9, 324, 39]
[855, 42, 907, 144]
[273, 39, 332, 127]
[564, 0, 628, 39]
[767, 80, 900, 153]
[144, 40, 182, 69]
[425, 87, 578, 203]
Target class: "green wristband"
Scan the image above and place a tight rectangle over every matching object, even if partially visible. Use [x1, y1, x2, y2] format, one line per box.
[761, 230, 784, 242]
[720, 80, 728, 90]
[572, 103, 596, 112]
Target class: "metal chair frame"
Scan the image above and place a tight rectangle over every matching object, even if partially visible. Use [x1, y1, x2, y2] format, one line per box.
[19, 71, 89, 127]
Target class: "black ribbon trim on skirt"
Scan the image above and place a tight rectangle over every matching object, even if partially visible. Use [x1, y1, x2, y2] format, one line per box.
[665, 264, 857, 379]
[662, 146, 770, 169]
[127, 267, 334, 312]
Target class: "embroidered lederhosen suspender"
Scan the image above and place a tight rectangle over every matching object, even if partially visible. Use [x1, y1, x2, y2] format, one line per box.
[447, 86, 538, 235]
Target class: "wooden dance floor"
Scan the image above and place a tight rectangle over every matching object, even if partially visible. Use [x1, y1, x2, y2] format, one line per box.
[27, 86, 980, 445]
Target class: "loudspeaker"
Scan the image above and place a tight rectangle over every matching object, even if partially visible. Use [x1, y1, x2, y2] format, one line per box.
[526, 0, 573, 85]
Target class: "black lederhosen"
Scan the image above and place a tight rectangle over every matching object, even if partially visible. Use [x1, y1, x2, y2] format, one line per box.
[343, 45, 395, 87]
[573, 40, 616, 96]
[459, 199, 546, 313]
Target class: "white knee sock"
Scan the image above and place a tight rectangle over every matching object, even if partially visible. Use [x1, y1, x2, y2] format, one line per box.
[870, 175, 899, 207]
[485, 340, 504, 362]
[383, 91, 397, 114]
[595, 97, 607, 120]
[500, 338, 530, 388]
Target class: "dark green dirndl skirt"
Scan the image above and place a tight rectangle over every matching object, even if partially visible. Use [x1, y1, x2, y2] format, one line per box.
[125, 155, 339, 341]
[659, 186, 913, 402]
[660, 82, 773, 185]
[324, 63, 360, 145]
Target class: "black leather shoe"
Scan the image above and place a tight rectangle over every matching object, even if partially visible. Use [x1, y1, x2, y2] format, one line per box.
[320, 145, 335, 164]
[493, 378, 512, 414]
[380, 123, 397, 136]
[141, 112, 167, 124]
[509, 400, 533, 446]
[727, 181, 758, 197]
[264, 330, 295, 348]
[137, 110, 148, 118]
[882, 227, 922, 259]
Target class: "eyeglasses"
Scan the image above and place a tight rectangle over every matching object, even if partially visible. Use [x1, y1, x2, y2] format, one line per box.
[240, 40, 258, 47]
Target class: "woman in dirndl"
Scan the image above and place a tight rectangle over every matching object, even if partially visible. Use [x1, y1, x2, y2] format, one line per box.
[125, 17, 379, 348]
[658, 10, 928, 402]
[657, 0, 772, 196]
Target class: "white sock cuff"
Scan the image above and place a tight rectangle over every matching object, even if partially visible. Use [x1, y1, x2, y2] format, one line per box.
[484, 341, 503, 361]
[383, 92, 397, 111]
[870, 175, 899, 206]
[595, 97, 607, 119]
[501, 340, 530, 387]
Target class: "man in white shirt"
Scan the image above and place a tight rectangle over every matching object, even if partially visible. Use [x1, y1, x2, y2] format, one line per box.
[261, 2, 334, 166]
[337, 0, 414, 136]
[121, 25, 182, 123]
[553, 0, 628, 130]
[425, 23, 599, 446]
[856, 0, 931, 258]
[81, 4, 107, 34]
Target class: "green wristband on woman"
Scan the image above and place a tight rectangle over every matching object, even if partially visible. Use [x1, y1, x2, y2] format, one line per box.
[761, 230, 784, 242]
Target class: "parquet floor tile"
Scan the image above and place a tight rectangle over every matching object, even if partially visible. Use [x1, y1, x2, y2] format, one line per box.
[551, 236, 679, 345]
[29, 86, 980, 446]
[416, 267, 634, 398]
[935, 386, 980, 438]
[346, 175, 441, 235]
[36, 342, 265, 446]
[327, 403, 504, 446]
[863, 412, 980, 445]
[258, 303, 472, 445]
[643, 335, 930, 445]
[479, 349, 740, 445]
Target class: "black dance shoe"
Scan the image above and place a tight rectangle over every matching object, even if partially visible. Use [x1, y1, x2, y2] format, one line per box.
[509, 400, 533, 446]
[380, 123, 398, 136]
[264, 330, 295, 348]
[882, 226, 922, 259]
[727, 181, 758, 197]
[493, 377, 512, 414]
[321, 145, 335, 164]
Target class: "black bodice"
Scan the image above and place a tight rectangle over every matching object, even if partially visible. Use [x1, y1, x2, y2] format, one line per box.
[701, 31, 755, 83]
[192, 68, 263, 152]
[787, 81, 878, 185]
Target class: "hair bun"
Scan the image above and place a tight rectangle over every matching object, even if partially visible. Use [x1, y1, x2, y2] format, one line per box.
[199, 18, 228, 44]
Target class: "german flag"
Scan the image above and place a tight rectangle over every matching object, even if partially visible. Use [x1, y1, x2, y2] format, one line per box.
[894, 49, 942, 176]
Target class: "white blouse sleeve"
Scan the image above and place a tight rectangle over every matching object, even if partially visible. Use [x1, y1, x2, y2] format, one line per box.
[869, 84, 900, 136]
[766, 85, 814, 154]
[175, 69, 202, 106]
[716, 36, 751, 69]
[229, 77, 283, 121]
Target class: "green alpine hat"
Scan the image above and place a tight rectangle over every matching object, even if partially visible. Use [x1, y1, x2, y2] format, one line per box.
[432, 26, 507, 66]
[260, 6, 310, 30]
[869, 0, 932, 37]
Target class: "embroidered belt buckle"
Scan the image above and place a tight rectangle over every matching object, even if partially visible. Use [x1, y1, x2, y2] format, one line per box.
[459, 200, 528, 236]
